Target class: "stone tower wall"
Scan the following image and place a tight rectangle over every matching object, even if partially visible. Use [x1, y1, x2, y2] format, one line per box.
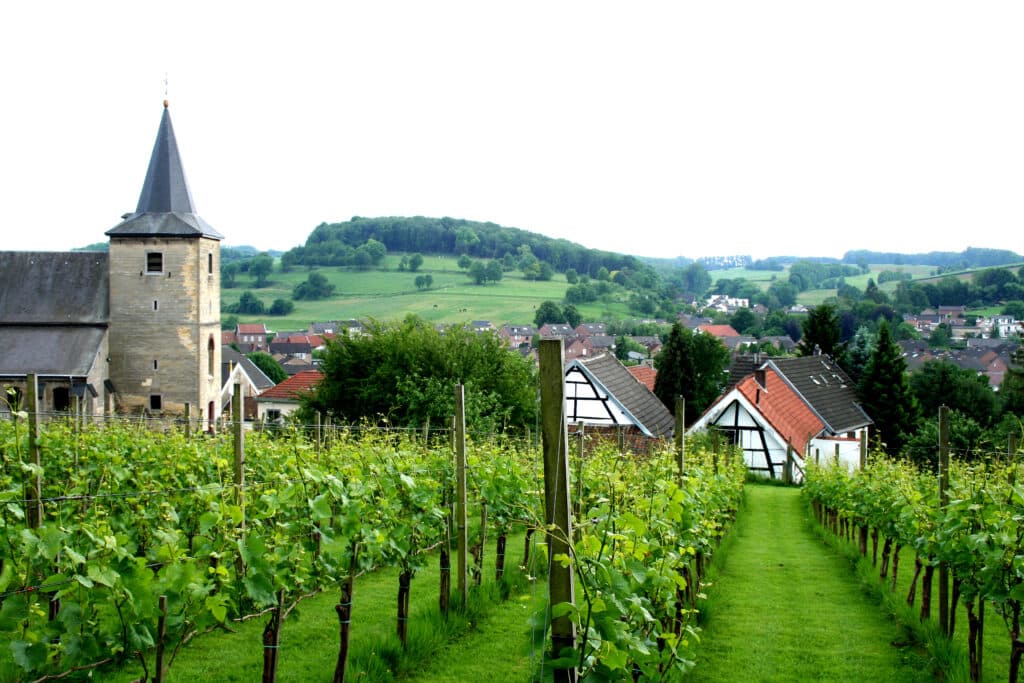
[107, 236, 221, 426]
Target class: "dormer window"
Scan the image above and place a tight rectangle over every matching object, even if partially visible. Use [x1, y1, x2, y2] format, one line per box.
[146, 252, 163, 274]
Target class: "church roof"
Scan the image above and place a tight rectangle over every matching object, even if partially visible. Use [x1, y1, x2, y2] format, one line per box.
[106, 103, 223, 241]
[0, 252, 109, 324]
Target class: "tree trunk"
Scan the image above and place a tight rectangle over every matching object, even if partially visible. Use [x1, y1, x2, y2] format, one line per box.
[950, 577, 962, 639]
[522, 527, 535, 569]
[397, 570, 413, 648]
[333, 547, 357, 683]
[495, 532, 507, 582]
[921, 562, 934, 621]
[858, 524, 868, 557]
[890, 544, 901, 592]
[262, 589, 285, 683]
[879, 537, 892, 581]
[1009, 602, 1023, 683]
[871, 529, 879, 566]
[439, 546, 451, 616]
[906, 555, 922, 607]
[966, 596, 982, 682]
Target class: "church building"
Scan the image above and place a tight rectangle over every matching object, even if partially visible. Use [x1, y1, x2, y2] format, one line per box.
[0, 101, 223, 428]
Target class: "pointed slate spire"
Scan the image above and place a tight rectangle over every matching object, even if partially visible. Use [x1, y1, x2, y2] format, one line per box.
[107, 101, 224, 240]
[135, 100, 197, 214]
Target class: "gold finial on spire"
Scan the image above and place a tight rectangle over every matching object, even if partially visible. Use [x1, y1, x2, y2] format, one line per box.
[163, 73, 169, 108]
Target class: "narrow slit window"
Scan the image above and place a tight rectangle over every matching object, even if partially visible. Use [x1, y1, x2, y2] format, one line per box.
[208, 253, 214, 274]
[153, 359, 159, 371]
[153, 300, 159, 311]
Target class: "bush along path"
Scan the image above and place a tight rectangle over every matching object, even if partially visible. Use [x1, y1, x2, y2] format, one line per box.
[688, 484, 934, 683]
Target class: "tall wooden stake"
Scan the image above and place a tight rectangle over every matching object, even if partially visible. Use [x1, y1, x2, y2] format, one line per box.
[184, 403, 192, 441]
[859, 430, 868, 470]
[454, 385, 468, 606]
[233, 384, 246, 536]
[26, 373, 42, 528]
[675, 396, 685, 484]
[539, 339, 577, 682]
[938, 405, 951, 636]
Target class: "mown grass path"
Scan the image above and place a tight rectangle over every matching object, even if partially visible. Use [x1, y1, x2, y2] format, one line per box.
[689, 484, 934, 683]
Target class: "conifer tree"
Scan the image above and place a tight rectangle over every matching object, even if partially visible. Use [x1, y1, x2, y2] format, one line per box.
[857, 319, 919, 454]
[797, 303, 845, 362]
[654, 322, 730, 426]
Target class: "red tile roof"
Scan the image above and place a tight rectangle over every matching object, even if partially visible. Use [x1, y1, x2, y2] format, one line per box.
[735, 369, 824, 454]
[238, 323, 267, 334]
[698, 324, 740, 338]
[258, 370, 323, 401]
[627, 365, 657, 392]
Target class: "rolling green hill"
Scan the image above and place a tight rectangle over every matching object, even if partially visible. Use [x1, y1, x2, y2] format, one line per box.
[224, 254, 634, 330]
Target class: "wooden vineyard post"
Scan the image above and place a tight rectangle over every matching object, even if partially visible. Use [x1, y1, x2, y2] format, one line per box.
[233, 384, 246, 536]
[860, 430, 868, 470]
[938, 405, 951, 636]
[316, 412, 322, 455]
[834, 443, 840, 467]
[675, 396, 685, 484]
[26, 373, 42, 529]
[184, 403, 192, 441]
[454, 385, 468, 607]
[1010, 434, 1020, 487]
[784, 441, 794, 484]
[539, 339, 578, 682]
[574, 423, 584, 538]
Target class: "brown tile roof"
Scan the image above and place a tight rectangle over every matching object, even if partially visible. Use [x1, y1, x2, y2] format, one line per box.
[237, 323, 267, 335]
[627, 365, 657, 392]
[257, 370, 323, 401]
[698, 324, 740, 338]
[735, 370, 824, 454]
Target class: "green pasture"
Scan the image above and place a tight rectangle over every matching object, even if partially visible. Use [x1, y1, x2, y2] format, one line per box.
[224, 254, 636, 329]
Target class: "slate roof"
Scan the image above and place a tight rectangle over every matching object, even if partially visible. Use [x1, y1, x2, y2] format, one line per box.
[221, 347, 276, 392]
[257, 370, 323, 402]
[767, 355, 872, 434]
[0, 327, 107, 376]
[106, 103, 223, 241]
[0, 252, 109, 324]
[0, 252, 109, 377]
[571, 353, 674, 438]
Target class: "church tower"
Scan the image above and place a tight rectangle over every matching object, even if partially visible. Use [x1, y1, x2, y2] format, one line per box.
[106, 101, 223, 428]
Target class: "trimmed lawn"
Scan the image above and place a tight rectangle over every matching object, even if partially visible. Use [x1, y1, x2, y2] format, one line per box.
[690, 485, 934, 682]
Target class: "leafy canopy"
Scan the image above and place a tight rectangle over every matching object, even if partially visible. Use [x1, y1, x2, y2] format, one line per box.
[304, 316, 537, 433]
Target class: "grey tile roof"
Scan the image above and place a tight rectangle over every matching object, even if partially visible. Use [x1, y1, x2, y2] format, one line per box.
[0, 327, 106, 376]
[106, 104, 223, 241]
[0, 252, 109, 324]
[573, 353, 675, 438]
[767, 355, 872, 434]
[222, 347, 277, 391]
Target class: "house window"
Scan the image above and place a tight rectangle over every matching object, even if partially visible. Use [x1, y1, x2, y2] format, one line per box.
[149, 394, 163, 411]
[267, 409, 282, 421]
[146, 252, 163, 273]
[53, 387, 71, 412]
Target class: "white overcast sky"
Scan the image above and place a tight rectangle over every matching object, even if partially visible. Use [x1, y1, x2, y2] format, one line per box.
[2, 2, 1022, 260]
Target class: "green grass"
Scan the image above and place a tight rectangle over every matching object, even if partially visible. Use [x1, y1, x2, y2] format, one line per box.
[811, 505, 1017, 683]
[101, 529, 541, 682]
[224, 255, 633, 329]
[689, 484, 934, 682]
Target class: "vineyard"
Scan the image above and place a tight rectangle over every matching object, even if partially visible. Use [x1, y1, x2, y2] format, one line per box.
[0, 396, 744, 682]
[805, 421, 1024, 683]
